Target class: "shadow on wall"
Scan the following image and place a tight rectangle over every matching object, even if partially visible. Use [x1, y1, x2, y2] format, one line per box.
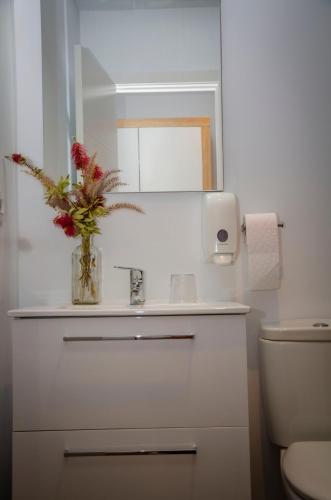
[0, 381, 12, 500]
[244, 302, 286, 500]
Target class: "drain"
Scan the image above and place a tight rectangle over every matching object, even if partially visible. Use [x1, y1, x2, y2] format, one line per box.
[313, 322, 329, 328]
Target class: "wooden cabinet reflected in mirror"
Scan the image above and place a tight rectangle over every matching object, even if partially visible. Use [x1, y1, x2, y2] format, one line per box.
[117, 117, 212, 192]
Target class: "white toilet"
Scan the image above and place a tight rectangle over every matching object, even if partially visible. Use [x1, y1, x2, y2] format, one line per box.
[260, 319, 331, 500]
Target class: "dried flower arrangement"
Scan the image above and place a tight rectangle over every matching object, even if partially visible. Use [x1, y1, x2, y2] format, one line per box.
[6, 142, 143, 303]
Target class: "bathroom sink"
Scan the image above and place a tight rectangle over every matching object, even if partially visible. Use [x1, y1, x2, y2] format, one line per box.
[8, 301, 250, 317]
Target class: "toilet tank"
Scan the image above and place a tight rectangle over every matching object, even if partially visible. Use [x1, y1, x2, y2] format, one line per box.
[259, 319, 331, 447]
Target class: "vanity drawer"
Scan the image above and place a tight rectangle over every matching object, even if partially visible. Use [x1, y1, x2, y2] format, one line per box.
[13, 427, 251, 500]
[12, 315, 249, 431]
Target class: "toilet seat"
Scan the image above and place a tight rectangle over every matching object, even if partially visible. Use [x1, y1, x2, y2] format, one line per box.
[282, 442, 331, 500]
[282, 478, 306, 500]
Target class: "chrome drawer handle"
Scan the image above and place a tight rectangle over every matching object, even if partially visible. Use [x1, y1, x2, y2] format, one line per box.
[63, 334, 195, 342]
[64, 446, 197, 458]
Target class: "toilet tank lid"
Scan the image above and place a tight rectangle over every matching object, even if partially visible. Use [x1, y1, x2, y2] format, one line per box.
[282, 441, 331, 500]
[261, 319, 331, 341]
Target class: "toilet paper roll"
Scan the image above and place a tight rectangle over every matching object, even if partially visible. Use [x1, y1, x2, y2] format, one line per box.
[245, 213, 281, 291]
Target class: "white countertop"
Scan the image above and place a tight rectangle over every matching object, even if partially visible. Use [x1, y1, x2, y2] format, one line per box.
[8, 301, 250, 318]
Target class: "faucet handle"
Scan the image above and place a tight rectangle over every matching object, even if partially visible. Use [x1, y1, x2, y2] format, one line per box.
[114, 266, 144, 282]
[114, 266, 144, 274]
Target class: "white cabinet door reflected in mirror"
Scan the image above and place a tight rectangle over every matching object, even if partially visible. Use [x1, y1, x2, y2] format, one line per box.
[140, 126, 203, 192]
[117, 118, 212, 192]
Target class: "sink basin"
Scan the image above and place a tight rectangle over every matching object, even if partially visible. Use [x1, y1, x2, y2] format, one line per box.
[8, 301, 250, 317]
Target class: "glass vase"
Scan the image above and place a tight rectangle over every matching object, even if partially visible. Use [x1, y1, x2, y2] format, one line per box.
[72, 235, 102, 305]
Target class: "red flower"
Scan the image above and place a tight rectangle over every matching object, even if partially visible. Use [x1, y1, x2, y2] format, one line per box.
[11, 154, 24, 164]
[54, 213, 74, 228]
[71, 142, 89, 170]
[53, 214, 76, 237]
[93, 165, 104, 180]
[64, 225, 76, 237]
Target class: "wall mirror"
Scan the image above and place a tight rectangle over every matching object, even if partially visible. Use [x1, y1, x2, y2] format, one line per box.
[41, 0, 223, 192]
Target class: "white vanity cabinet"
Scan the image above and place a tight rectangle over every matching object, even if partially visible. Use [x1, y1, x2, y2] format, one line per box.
[10, 305, 251, 500]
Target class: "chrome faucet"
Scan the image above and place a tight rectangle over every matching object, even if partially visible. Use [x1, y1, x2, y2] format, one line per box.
[114, 266, 145, 305]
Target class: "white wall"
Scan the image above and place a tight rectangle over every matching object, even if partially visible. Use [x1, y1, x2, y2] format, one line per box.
[0, 0, 17, 498]
[80, 7, 221, 82]
[222, 0, 331, 498]
[12, 1, 331, 499]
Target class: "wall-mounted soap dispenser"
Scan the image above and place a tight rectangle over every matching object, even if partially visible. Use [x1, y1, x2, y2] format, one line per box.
[202, 192, 238, 265]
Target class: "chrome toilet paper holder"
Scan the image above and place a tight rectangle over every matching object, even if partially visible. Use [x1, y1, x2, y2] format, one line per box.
[241, 221, 284, 234]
